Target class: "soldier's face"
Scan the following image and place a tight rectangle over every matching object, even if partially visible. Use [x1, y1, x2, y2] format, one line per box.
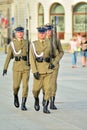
[46, 30, 52, 37]
[38, 32, 46, 40]
[15, 31, 24, 39]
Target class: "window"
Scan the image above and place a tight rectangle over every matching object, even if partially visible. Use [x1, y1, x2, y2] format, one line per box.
[50, 3, 65, 39]
[73, 3, 87, 34]
[38, 3, 44, 26]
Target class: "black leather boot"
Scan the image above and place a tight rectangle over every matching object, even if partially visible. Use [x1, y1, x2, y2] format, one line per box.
[21, 97, 27, 111]
[42, 92, 45, 106]
[14, 94, 19, 108]
[42, 97, 45, 106]
[43, 100, 50, 114]
[50, 97, 57, 110]
[34, 97, 40, 111]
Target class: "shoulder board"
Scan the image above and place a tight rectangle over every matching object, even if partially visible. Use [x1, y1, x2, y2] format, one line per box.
[12, 39, 17, 43]
[23, 39, 27, 41]
[33, 40, 38, 44]
[13, 39, 16, 42]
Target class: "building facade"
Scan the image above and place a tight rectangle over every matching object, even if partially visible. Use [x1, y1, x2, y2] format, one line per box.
[0, 0, 87, 44]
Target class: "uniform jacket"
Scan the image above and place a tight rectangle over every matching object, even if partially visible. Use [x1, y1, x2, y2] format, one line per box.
[52, 38, 64, 66]
[4, 38, 30, 71]
[30, 39, 54, 74]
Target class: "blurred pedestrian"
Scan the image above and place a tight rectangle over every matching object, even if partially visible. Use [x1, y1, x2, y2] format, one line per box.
[76, 33, 82, 53]
[80, 35, 87, 67]
[69, 36, 78, 68]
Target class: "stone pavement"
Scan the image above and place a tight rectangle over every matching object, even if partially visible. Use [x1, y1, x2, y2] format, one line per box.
[0, 52, 87, 130]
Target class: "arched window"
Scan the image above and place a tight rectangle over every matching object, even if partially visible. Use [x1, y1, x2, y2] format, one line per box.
[50, 3, 65, 39]
[38, 3, 44, 26]
[73, 2, 87, 36]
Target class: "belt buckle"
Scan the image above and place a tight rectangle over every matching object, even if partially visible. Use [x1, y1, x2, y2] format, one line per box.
[43, 58, 45, 62]
[15, 57, 19, 61]
[20, 56, 22, 60]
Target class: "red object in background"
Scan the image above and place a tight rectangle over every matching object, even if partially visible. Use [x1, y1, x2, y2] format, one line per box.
[1, 17, 5, 24]
[5, 19, 8, 26]
[1, 17, 8, 28]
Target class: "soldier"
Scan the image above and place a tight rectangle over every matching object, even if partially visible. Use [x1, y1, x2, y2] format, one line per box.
[3, 26, 30, 111]
[45, 24, 64, 109]
[30, 26, 54, 114]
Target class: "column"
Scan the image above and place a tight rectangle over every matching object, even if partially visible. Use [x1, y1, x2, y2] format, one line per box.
[64, 5, 72, 43]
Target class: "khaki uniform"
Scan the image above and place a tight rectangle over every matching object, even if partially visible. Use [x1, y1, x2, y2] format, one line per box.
[3, 38, 30, 97]
[30, 39, 54, 100]
[51, 39, 64, 97]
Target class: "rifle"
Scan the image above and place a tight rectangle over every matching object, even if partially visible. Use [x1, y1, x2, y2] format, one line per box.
[53, 16, 58, 49]
[49, 16, 58, 69]
[26, 18, 30, 66]
[50, 19, 54, 60]
[50, 16, 58, 58]
[48, 19, 55, 69]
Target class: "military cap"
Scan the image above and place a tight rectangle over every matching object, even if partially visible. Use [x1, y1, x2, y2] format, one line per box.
[15, 26, 24, 32]
[37, 25, 47, 33]
[45, 24, 53, 30]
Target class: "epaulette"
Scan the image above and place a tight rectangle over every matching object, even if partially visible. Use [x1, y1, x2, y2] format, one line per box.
[33, 40, 38, 44]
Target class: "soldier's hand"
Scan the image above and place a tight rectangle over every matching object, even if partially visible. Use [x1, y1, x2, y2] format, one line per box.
[48, 63, 55, 69]
[3, 69, 7, 76]
[50, 54, 55, 58]
[33, 72, 40, 80]
[45, 57, 50, 63]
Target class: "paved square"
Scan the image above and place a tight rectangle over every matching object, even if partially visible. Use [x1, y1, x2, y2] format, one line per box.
[0, 52, 87, 130]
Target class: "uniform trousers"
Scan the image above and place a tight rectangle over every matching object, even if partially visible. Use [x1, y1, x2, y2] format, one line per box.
[51, 65, 59, 97]
[13, 70, 29, 97]
[32, 73, 52, 100]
